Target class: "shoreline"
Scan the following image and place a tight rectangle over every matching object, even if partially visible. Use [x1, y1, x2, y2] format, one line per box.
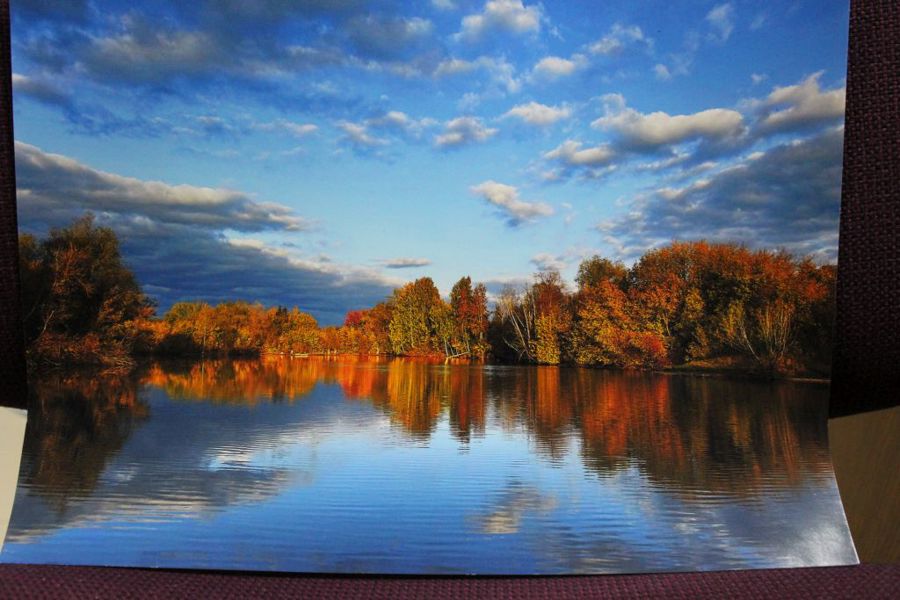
[27, 350, 831, 384]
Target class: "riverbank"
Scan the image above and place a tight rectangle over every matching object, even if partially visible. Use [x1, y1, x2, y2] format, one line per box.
[662, 355, 830, 382]
[26, 350, 831, 384]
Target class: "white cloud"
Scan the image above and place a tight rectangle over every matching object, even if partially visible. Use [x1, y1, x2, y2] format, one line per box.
[531, 55, 583, 79]
[431, 0, 457, 9]
[367, 111, 438, 138]
[335, 112, 438, 152]
[654, 64, 672, 81]
[598, 128, 844, 262]
[87, 27, 221, 81]
[435, 116, 498, 148]
[434, 57, 477, 76]
[531, 253, 567, 272]
[751, 73, 768, 85]
[502, 102, 571, 126]
[434, 55, 522, 94]
[381, 257, 432, 269]
[336, 120, 388, 149]
[592, 94, 745, 149]
[588, 23, 649, 55]
[544, 140, 616, 166]
[456, 0, 543, 41]
[541, 139, 619, 181]
[257, 119, 318, 138]
[470, 180, 553, 225]
[14, 142, 401, 324]
[756, 72, 845, 133]
[11, 72, 72, 107]
[14, 141, 308, 232]
[706, 3, 735, 42]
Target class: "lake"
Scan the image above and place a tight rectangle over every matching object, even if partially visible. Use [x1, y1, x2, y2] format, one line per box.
[0, 356, 857, 574]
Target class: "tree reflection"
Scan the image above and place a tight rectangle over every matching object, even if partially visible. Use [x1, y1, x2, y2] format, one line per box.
[144, 357, 322, 404]
[20, 357, 832, 511]
[570, 373, 832, 494]
[141, 358, 831, 493]
[448, 366, 486, 444]
[22, 369, 148, 510]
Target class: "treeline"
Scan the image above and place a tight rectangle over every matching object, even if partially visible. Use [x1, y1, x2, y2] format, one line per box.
[489, 246, 835, 375]
[143, 274, 489, 360]
[19, 216, 835, 375]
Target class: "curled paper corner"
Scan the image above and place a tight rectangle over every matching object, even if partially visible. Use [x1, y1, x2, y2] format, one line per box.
[0, 407, 28, 554]
[828, 405, 900, 563]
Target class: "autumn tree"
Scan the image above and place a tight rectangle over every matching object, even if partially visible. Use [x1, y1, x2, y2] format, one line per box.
[20, 217, 835, 376]
[19, 215, 154, 367]
[365, 301, 394, 354]
[450, 276, 489, 357]
[388, 278, 449, 356]
[576, 256, 627, 289]
[275, 308, 321, 353]
[531, 271, 572, 364]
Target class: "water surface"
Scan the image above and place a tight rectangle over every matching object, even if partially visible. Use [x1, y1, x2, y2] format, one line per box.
[1, 356, 857, 574]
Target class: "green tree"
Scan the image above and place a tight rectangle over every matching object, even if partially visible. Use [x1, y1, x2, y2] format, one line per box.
[389, 278, 445, 355]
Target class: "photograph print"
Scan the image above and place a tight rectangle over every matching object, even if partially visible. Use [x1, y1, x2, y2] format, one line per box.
[1, 0, 858, 575]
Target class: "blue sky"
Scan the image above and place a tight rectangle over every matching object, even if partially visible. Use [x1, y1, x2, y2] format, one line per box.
[10, 0, 849, 323]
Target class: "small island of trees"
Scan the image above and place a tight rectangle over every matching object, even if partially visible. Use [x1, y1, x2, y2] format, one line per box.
[19, 216, 836, 376]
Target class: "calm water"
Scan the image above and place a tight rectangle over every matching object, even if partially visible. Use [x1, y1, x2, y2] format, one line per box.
[1, 356, 857, 574]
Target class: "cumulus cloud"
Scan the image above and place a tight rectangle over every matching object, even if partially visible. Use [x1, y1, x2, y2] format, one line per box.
[345, 15, 433, 59]
[544, 141, 616, 166]
[435, 55, 522, 94]
[332, 111, 440, 155]
[14, 142, 396, 323]
[456, 0, 543, 41]
[434, 57, 477, 77]
[755, 72, 846, 134]
[543, 140, 618, 180]
[366, 111, 438, 138]
[141, 231, 398, 323]
[336, 120, 389, 150]
[502, 102, 571, 126]
[11, 73, 72, 109]
[531, 253, 568, 272]
[531, 55, 584, 80]
[597, 128, 844, 262]
[706, 3, 735, 42]
[432, 56, 522, 97]
[78, 20, 248, 86]
[470, 180, 553, 226]
[14, 142, 307, 232]
[335, 111, 439, 154]
[543, 77, 844, 183]
[592, 94, 745, 150]
[381, 257, 432, 269]
[18, 6, 403, 96]
[435, 116, 498, 148]
[588, 23, 650, 55]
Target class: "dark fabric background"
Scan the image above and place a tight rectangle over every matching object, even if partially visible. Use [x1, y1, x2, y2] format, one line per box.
[1, 0, 898, 596]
